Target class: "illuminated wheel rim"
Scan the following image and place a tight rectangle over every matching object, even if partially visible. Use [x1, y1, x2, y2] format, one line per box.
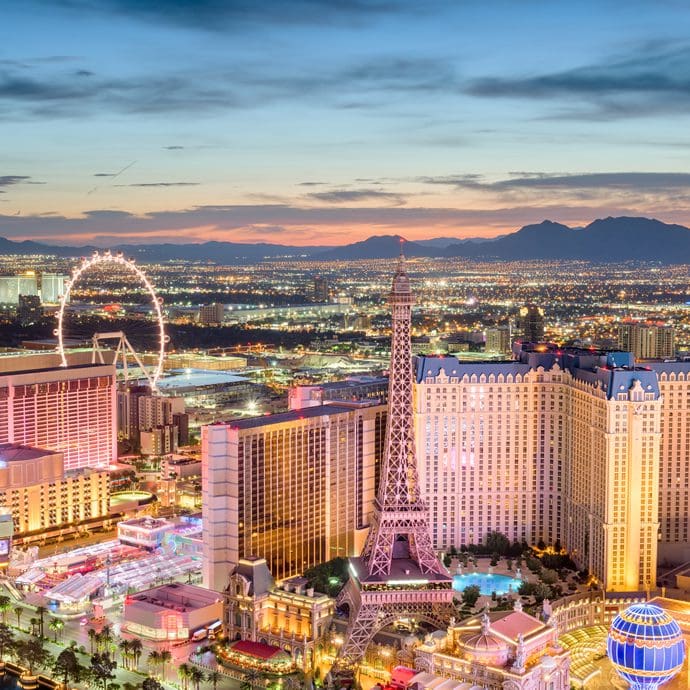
[55, 251, 167, 387]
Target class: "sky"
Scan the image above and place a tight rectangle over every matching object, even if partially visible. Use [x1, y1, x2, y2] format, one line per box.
[3, 0, 690, 246]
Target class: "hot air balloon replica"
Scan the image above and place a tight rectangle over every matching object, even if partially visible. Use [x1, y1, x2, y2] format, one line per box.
[607, 603, 686, 689]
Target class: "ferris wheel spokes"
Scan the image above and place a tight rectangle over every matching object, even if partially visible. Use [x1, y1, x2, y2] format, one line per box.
[91, 331, 159, 391]
[55, 251, 167, 389]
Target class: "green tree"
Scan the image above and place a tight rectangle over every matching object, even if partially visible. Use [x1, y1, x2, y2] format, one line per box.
[484, 531, 510, 556]
[130, 638, 143, 670]
[206, 670, 222, 690]
[540, 568, 558, 585]
[36, 605, 47, 638]
[53, 648, 82, 688]
[526, 556, 542, 574]
[0, 596, 11, 625]
[90, 652, 117, 690]
[88, 628, 98, 654]
[303, 557, 350, 596]
[48, 617, 64, 643]
[142, 678, 164, 690]
[29, 617, 39, 637]
[159, 649, 172, 681]
[190, 667, 206, 690]
[119, 639, 132, 670]
[533, 582, 553, 603]
[15, 638, 53, 675]
[13, 606, 22, 631]
[147, 650, 162, 678]
[462, 584, 481, 608]
[98, 624, 114, 657]
[178, 662, 192, 690]
[0, 623, 15, 661]
[240, 669, 260, 690]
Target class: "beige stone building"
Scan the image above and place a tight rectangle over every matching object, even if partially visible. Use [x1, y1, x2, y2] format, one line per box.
[414, 347, 664, 591]
[224, 556, 334, 672]
[0, 444, 109, 540]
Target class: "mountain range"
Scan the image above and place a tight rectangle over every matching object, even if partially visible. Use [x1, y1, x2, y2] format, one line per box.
[1, 216, 689, 263]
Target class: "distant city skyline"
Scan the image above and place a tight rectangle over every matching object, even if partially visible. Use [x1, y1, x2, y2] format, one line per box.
[3, 1, 690, 245]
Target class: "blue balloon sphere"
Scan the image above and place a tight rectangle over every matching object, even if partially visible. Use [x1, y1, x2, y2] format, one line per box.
[607, 603, 686, 689]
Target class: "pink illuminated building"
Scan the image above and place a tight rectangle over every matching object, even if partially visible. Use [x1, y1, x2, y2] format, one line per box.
[0, 363, 116, 471]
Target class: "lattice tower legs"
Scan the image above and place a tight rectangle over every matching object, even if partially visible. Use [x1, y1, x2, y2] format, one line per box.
[334, 580, 455, 670]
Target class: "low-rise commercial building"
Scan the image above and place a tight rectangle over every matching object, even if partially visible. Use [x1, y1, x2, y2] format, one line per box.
[124, 583, 223, 641]
[0, 443, 109, 542]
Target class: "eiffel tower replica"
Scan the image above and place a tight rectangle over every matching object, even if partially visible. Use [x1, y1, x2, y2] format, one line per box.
[334, 248, 455, 672]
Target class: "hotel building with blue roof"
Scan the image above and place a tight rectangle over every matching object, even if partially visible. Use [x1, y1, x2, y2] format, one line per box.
[414, 344, 690, 592]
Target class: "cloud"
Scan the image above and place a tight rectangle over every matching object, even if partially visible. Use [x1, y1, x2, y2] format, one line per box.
[242, 224, 291, 235]
[419, 172, 690, 193]
[307, 188, 406, 205]
[114, 182, 200, 187]
[0, 50, 456, 120]
[3, 201, 690, 246]
[40, 0, 430, 32]
[465, 43, 690, 119]
[0, 176, 31, 188]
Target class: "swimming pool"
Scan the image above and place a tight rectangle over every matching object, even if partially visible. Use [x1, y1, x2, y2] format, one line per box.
[452, 572, 522, 596]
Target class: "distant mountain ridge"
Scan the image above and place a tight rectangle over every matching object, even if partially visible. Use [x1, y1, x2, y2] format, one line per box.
[0, 216, 688, 263]
[443, 217, 690, 262]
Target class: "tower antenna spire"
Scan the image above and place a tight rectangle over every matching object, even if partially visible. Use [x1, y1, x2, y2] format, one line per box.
[332, 257, 454, 675]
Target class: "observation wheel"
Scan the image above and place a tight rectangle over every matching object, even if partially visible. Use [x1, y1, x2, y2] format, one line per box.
[55, 251, 167, 389]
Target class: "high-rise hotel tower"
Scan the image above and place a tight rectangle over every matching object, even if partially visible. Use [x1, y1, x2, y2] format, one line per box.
[0, 363, 116, 471]
[202, 402, 386, 591]
[415, 346, 668, 591]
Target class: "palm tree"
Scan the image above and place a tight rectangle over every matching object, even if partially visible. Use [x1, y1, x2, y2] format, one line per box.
[189, 667, 205, 690]
[29, 617, 39, 637]
[0, 596, 11, 624]
[13, 606, 22, 631]
[130, 638, 143, 671]
[88, 628, 98, 654]
[147, 650, 162, 678]
[206, 670, 222, 690]
[118, 639, 131, 670]
[98, 624, 114, 656]
[36, 605, 47, 638]
[159, 649, 172, 681]
[178, 662, 191, 690]
[240, 669, 260, 690]
[48, 617, 64, 643]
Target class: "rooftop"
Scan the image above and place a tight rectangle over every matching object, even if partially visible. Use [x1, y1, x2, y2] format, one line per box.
[153, 368, 249, 390]
[223, 404, 366, 430]
[128, 583, 221, 612]
[350, 556, 453, 585]
[0, 444, 57, 462]
[0, 362, 114, 379]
